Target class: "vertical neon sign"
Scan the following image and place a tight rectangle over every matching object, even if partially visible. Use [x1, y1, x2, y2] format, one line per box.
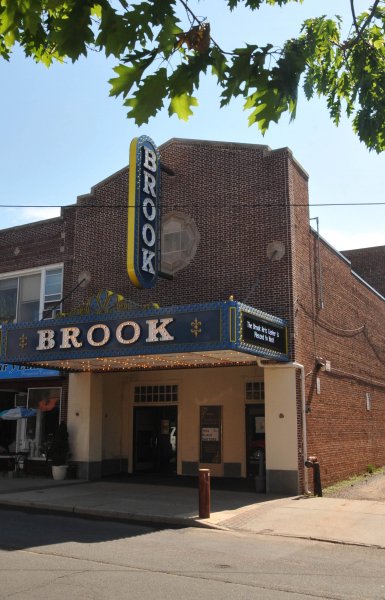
[127, 136, 161, 289]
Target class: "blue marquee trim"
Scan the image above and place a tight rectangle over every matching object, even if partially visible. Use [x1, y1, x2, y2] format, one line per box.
[0, 301, 289, 365]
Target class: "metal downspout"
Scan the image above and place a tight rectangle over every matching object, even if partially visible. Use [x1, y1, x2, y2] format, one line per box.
[257, 359, 309, 494]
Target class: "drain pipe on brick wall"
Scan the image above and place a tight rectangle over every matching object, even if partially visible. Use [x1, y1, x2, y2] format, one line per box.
[256, 359, 309, 495]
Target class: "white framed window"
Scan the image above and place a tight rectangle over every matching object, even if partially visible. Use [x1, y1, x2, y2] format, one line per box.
[0, 264, 63, 323]
[245, 381, 265, 402]
[134, 385, 178, 403]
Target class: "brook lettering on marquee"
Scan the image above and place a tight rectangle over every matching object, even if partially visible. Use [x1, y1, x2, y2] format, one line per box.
[36, 318, 174, 351]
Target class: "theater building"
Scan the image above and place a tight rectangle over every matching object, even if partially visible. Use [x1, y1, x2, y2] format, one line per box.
[1, 138, 385, 494]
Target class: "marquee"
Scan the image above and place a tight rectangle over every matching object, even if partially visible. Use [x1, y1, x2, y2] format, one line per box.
[0, 301, 288, 372]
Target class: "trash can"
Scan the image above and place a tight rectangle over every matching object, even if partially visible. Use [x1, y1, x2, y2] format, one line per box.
[254, 449, 266, 493]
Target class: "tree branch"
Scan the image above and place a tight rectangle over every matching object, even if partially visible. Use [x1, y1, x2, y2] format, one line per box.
[354, 0, 381, 44]
[177, 0, 233, 55]
[178, 0, 201, 26]
[350, 0, 359, 32]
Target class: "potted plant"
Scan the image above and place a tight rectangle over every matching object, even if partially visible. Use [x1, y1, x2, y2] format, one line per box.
[50, 422, 70, 480]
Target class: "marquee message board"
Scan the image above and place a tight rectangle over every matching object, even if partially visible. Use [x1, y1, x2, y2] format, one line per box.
[241, 312, 287, 355]
[127, 136, 161, 289]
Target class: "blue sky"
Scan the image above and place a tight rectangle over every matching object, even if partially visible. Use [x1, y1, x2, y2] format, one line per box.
[0, 0, 384, 250]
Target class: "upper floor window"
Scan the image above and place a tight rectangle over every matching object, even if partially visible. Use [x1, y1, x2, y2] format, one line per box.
[161, 211, 200, 275]
[0, 265, 63, 323]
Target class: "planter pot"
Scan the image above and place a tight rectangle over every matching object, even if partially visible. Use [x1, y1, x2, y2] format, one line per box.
[52, 465, 68, 481]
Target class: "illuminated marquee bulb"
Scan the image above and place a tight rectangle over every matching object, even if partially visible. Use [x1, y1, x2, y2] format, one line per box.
[87, 324, 111, 347]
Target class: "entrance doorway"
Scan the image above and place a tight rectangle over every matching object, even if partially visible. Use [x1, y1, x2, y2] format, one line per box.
[245, 403, 265, 479]
[134, 406, 177, 474]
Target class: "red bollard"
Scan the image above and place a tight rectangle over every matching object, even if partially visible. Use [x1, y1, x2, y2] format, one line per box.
[199, 468, 211, 518]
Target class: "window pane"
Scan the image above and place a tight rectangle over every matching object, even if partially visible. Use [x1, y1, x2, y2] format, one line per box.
[19, 300, 40, 322]
[18, 274, 41, 322]
[0, 277, 17, 321]
[45, 268, 62, 297]
[163, 232, 181, 253]
[20, 274, 41, 302]
[43, 268, 63, 318]
[0, 278, 18, 291]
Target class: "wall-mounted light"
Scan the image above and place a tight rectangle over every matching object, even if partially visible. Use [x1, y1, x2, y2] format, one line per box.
[316, 358, 331, 372]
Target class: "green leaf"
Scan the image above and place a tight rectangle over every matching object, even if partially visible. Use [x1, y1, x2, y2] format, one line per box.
[168, 54, 209, 97]
[0, 0, 384, 152]
[91, 4, 102, 19]
[109, 54, 155, 98]
[169, 93, 198, 120]
[49, 3, 95, 61]
[210, 46, 228, 82]
[156, 14, 182, 58]
[124, 67, 168, 124]
[96, 5, 132, 57]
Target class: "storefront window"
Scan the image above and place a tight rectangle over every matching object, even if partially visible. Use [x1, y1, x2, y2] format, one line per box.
[0, 391, 17, 454]
[0, 388, 61, 458]
[200, 406, 222, 464]
[26, 388, 61, 458]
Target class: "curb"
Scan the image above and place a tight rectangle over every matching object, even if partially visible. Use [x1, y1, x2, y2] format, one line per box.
[0, 498, 221, 530]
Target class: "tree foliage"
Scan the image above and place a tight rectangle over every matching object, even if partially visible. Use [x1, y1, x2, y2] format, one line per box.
[1, 0, 384, 152]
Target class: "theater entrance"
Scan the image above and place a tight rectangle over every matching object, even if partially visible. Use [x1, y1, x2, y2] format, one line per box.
[133, 406, 177, 474]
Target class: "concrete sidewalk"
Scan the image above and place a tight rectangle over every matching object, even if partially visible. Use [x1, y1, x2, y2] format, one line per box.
[1, 475, 385, 548]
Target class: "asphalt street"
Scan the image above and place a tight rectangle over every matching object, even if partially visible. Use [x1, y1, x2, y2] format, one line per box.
[1, 509, 385, 600]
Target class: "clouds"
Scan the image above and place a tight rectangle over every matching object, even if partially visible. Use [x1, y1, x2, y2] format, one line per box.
[2, 206, 61, 229]
[321, 229, 385, 252]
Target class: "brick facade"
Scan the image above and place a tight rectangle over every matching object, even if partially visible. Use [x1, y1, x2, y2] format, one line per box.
[342, 246, 385, 298]
[1, 138, 384, 488]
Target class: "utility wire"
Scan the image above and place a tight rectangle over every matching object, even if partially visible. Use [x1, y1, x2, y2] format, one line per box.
[1, 202, 385, 209]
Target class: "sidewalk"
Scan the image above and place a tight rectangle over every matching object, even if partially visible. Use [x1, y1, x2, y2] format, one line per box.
[1, 475, 385, 548]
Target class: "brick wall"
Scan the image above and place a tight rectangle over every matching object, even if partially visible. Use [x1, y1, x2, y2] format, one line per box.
[292, 180, 385, 486]
[342, 246, 385, 298]
[69, 140, 298, 335]
[0, 205, 76, 279]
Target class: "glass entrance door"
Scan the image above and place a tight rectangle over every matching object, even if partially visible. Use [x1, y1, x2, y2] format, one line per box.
[134, 406, 177, 474]
[245, 403, 265, 479]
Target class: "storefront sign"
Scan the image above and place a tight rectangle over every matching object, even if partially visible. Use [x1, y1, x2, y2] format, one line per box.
[0, 363, 61, 380]
[201, 427, 220, 442]
[127, 135, 161, 289]
[0, 301, 289, 367]
[1, 306, 222, 362]
[241, 312, 287, 355]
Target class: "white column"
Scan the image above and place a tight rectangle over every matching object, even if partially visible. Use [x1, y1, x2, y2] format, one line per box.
[67, 372, 103, 479]
[264, 366, 299, 494]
